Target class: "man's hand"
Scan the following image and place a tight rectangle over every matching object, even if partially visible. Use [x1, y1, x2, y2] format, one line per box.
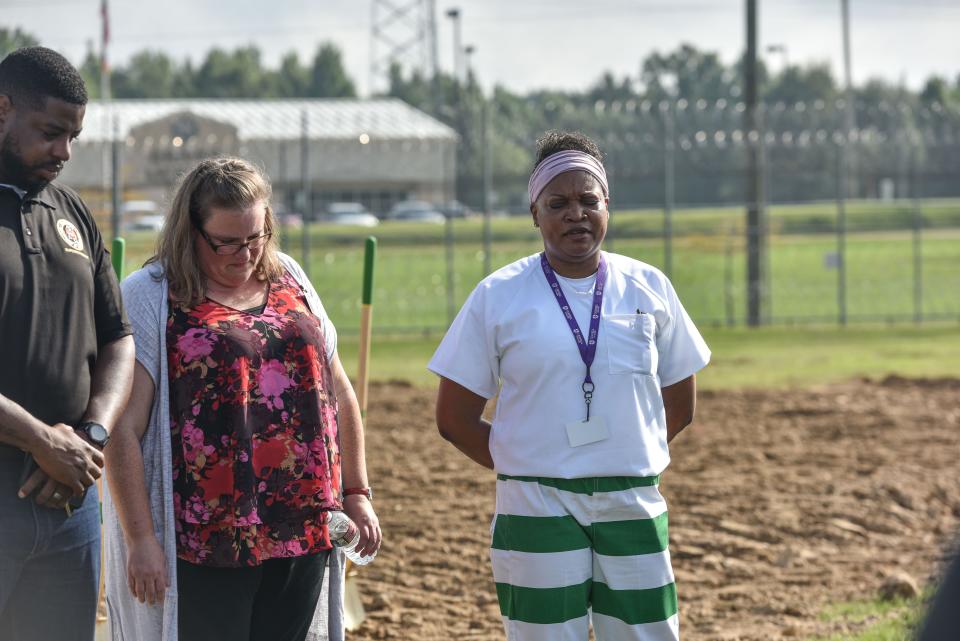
[343, 494, 381, 558]
[17, 466, 75, 509]
[127, 534, 169, 605]
[25, 422, 103, 496]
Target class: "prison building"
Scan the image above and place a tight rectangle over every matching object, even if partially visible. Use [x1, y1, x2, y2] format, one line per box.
[62, 98, 458, 218]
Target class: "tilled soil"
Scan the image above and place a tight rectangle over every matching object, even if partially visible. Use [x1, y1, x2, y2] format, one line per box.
[349, 377, 960, 641]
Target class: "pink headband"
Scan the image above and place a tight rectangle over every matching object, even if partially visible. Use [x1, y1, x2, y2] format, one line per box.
[527, 150, 609, 204]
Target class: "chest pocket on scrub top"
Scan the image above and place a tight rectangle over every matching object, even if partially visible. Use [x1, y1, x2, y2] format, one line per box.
[604, 312, 657, 375]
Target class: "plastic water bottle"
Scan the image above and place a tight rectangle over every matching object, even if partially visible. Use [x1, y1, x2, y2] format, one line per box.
[327, 511, 376, 566]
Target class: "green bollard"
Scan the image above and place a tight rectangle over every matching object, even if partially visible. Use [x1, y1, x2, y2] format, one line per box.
[111, 237, 125, 280]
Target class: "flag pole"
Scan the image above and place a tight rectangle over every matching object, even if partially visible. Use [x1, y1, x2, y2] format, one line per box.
[100, 0, 117, 240]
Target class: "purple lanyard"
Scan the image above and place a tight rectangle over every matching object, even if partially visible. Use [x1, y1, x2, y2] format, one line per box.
[540, 252, 607, 421]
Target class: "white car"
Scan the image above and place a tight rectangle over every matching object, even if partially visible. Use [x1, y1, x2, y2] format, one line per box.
[325, 202, 379, 227]
[124, 214, 166, 232]
[328, 213, 380, 227]
[386, 200, 446, 224]
[122, 200, 165, 232]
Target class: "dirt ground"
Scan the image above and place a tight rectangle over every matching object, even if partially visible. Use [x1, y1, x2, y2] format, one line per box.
[349, 377, 960, 641]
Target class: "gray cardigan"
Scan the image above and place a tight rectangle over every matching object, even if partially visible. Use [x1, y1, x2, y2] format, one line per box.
[103, 253, 345, 641]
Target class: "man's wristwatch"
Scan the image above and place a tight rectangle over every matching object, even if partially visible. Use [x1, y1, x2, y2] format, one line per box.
[76, 421, 110, 450]
[343, 487, 373, 501]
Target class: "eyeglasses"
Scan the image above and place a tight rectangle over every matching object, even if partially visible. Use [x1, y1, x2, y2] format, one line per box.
[198, 228, 272, 255]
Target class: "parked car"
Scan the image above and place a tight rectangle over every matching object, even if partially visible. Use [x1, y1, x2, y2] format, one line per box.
[277, 212, 303, 228]
[327, 213, 380, 227]
[440, 200, 474, 218]
[386, 200, 446, 224]
[124, 214, 166, 232]
[121, 200, 164, 232]
[325, 202, 379, 227]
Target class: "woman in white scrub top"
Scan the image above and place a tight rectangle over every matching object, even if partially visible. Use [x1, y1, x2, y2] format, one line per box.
[429, 130, 710, 641]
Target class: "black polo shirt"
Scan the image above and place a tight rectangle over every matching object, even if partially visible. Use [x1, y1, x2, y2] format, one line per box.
[0, 182, 131, 429]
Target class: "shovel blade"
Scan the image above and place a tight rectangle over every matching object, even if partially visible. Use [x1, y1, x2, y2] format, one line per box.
[343, 573, 367, 631]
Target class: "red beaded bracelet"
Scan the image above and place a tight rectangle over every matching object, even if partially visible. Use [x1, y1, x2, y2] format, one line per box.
[343, 487, 373, 500]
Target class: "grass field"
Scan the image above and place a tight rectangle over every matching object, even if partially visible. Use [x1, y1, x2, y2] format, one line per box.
[116, 198, 960, 334]
[808, 591, 932, 641]
[114, 197, 960, 390]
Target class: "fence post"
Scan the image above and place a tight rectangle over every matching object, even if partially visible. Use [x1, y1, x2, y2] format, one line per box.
[661, 99, 675, 278]
[744, 0, 767, 327]
[300, 108, 311, 279]
[279, 139, 290, 255]
[834, 137, 848, 326]
[724, 226, 735, 327]
[445, 214, 456, 326]
[482, 97, 493, 277]
[911, 147, 923, 324]
[110, 117, 122, 242]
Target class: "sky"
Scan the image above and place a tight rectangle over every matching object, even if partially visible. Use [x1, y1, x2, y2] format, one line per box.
[6, 0, 960, 97]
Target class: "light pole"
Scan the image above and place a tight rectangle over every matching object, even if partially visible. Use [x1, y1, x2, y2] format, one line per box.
[445, 6, 464, 204]
[464, 42, 478, 208]
[463, 44, 475, 83]
[765, 44, 789, 71]
[443, 8, 462, 327]
[465, 44, 494, 276]
[445, 8, 462, 82]
[464, 41, 480, 203]
[659, 72, 677, 279]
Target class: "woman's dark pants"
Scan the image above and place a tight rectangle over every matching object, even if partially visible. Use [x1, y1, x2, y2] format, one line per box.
[177, 550, 330, 641]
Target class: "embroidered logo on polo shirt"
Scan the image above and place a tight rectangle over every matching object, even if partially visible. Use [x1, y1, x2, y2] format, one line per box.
[56, 218, 88, 259]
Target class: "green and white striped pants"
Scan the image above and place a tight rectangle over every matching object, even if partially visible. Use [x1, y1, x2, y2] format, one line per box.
[490, 474, 679, 641]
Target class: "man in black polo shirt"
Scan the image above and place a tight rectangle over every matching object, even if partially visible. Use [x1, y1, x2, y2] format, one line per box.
[0, 47, 134, 641]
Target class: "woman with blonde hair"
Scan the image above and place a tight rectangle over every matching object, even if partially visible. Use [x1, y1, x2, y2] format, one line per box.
[103, 157, 380, 641]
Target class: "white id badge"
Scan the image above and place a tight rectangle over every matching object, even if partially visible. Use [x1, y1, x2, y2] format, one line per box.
[565, 416, 609, 447]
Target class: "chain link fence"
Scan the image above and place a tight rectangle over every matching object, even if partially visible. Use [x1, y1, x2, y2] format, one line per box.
[299, 97, 960, 334]
[109, 98, 960, 334]
[286, 197, 959, 336]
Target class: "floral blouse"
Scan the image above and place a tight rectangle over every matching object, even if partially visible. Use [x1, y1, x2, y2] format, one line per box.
[167, 271, 341, 568]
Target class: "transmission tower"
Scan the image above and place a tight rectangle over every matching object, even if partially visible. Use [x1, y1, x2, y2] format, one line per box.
[369, 0, 437, 95]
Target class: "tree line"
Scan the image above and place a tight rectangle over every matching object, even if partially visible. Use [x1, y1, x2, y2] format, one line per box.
[0, 28, 356, 99]
[387, 43, 960, 207]
[2, 27, 958, 208]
